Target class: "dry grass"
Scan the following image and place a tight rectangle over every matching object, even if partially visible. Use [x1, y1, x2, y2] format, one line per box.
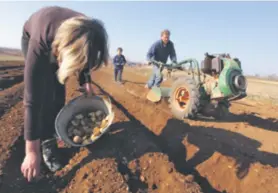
[0, 54, 24, 62]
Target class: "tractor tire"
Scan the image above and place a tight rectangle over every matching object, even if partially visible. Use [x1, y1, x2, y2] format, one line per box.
[169, 77, 200, 120]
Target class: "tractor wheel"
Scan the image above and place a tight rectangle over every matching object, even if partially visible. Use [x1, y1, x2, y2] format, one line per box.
[169, 77, 200, 120]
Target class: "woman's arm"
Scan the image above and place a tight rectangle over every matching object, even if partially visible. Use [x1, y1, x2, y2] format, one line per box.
[25, 140, 40, 154]
[23, 39, 48, 146]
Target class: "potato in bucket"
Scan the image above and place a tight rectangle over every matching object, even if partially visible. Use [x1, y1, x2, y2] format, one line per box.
[55, 95, 114, 147]
[66, 110, 110, 145]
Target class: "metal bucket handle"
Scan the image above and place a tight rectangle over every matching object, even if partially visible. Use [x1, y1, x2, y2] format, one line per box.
[83, 82, 112, 109]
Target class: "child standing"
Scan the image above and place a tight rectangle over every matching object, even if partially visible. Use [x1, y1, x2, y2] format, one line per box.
[113, 47, 126, 84]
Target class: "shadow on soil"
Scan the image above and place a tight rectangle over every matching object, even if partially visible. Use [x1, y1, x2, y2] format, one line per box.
[122, 80, 146, 85]
[197, 111, 278, 133]
[78, 82, 224, 193]
[0, 65, 24, 71]
[231, 113, 278, 132]
[0, 83, 24, 118]
[0, 75, 23, 90]
[89, 83, 277, 191]
[0, 136, 61, 193]
[160, 119, 278, 178]
[2, 83, 277, 193]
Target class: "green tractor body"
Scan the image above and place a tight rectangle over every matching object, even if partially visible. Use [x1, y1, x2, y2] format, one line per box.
[204, 58, 246, 100]
[146, 53, 247, 120]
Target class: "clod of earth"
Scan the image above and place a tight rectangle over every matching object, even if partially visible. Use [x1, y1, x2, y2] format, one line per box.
[67, 110, 108, 145]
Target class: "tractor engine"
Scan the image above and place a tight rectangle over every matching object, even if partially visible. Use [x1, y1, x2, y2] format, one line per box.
[201, 54, 247, 101]
[146, 53, 248, 120]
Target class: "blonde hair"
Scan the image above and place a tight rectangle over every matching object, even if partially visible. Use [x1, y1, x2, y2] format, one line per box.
[52, 16, 109, 84]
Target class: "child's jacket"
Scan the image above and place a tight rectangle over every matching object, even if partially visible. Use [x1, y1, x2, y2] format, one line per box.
[113, 55, 126, 69]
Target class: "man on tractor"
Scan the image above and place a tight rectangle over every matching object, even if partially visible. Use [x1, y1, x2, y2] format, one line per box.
[145, 29, 177, 89]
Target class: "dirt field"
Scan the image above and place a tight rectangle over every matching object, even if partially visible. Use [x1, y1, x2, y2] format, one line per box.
[0, 60, 277, 193]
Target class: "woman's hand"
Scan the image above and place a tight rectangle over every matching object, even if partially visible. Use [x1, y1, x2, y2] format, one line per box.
[21, 140, 41, 182]
[77, 84, 95, 96]
[21, 152, 41, 182]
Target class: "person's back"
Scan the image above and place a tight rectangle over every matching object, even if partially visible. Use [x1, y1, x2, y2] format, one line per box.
[23, 6, 84, 49]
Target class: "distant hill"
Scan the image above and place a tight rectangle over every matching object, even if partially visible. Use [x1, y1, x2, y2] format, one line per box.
[0, 47, 22, 57]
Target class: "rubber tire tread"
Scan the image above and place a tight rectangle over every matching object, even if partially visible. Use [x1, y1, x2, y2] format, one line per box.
[168, 77, 200, 120]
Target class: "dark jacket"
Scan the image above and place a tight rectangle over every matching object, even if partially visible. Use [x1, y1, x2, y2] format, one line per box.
[113, 54, 126, 69]
[22, 6, 84, 140]
[146, 40, 177, 64]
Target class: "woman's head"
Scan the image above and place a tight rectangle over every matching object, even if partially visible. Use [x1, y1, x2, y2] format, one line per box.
[52, 16, 109, 84]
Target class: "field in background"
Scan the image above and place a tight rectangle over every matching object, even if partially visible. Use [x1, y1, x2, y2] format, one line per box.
[0, 52, 277, 103]
[0, 52, 278, 193]
[0, 54, 24, 62]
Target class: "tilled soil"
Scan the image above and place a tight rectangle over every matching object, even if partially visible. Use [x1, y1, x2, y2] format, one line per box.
[0, 62, 202, 193]
[0, 61, 277, 193]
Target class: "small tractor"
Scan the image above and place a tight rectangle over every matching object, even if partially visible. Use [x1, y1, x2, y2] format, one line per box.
[146, 53, 247, 120]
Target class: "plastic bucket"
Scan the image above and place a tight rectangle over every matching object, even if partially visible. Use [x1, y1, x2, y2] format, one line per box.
[55, 94, 115, 147]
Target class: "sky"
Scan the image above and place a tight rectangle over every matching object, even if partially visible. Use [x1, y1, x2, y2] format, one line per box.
[0, 1, 277, 76]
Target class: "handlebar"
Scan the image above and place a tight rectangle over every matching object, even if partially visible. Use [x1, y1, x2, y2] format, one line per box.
[149, 58, 202, 83]
[150, 59, 198, 69]
[150, 60, 174, 68]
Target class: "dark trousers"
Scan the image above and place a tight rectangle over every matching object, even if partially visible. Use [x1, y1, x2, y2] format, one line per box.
[21, 36, 65, 141]
[114, 67, 123, 82]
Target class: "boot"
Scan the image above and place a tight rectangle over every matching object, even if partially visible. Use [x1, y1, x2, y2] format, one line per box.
[41, 138, 63, 172]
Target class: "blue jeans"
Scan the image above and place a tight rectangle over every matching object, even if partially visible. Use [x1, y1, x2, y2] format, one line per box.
[114, 67, 123, 82]
[147, 65, 163, 88]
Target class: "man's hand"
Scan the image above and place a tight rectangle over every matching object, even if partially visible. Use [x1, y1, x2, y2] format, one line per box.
[154, 61, 164, 68]
[147, 59, 154, 66]
[158, 61, 164, 66]
[77, 84, 95, 96]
